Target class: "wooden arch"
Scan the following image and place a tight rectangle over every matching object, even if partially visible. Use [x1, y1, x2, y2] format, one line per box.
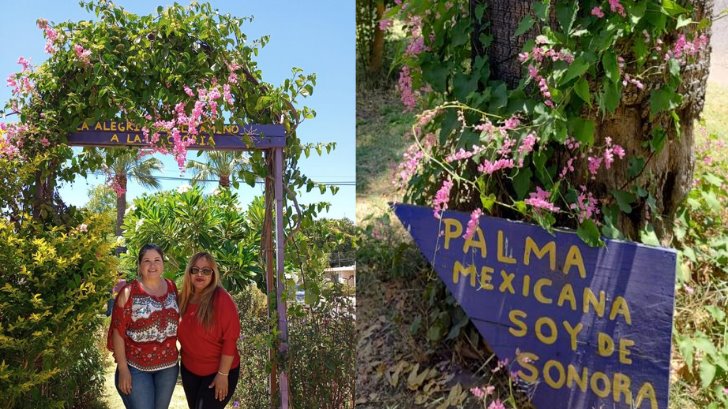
[68, 121, 291, 408]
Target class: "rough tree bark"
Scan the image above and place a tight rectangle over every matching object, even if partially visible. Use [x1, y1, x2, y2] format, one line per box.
[474, 0, 713, 243]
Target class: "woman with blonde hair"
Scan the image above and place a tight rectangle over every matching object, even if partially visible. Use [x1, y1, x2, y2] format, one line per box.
[178, 251, 241, 409]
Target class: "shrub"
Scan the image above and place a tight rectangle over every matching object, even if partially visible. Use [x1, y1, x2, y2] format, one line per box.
[0, 212, 117, 408]
[230, 285, 271, 409]
[288, 285, 356, 409]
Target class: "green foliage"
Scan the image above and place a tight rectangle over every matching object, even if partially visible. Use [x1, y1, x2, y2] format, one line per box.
[288, 285, 356, 409]
[229, 284, 356, 409]
[230, 285, 271, 409]
[671, 131, 728, 407]
[389, 0, 708, 241]
[120, 186, 263, 291]
[0, 213, 116, 408]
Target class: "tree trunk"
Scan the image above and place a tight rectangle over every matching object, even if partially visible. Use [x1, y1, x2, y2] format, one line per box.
[478, 0, 712, 242]
[368, 0, 386, 76]
[220, 174, 230, 188]
[115, 175, 127, 239]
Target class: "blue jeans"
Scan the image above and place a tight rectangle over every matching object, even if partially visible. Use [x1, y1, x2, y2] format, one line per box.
[115, 363, 179, 409]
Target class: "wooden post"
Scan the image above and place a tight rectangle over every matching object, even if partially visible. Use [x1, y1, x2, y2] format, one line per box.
[274, 147, 290, 408]
[263, 152, 278, 409]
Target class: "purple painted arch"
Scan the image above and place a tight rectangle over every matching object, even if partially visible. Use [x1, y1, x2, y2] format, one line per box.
[66, 121, 286, 150]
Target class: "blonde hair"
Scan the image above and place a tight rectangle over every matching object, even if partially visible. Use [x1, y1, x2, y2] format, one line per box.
[179, 252, 222, 328]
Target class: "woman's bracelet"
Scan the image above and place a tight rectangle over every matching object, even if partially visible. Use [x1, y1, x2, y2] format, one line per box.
[217, 371, 229, 376]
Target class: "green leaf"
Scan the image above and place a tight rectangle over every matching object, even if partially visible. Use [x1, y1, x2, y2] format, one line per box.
[650, 127, 667, 152]
[577, 220, 604, 247]
[488, 83, 508, 111]
[480, 193, 496, 213]
[612, 190, 636, 213]
[559, 53, 594, 85]
[514, 16, 535, 37]
[453, 72, 478, 100]
[667, 59, 681, 79]
[676, 15, 692, 29]
[533, 1, 550, 21]
[573, 77, 592, 107]
[650, 87, 681, 115]
[567, 117, 596, 145]
[639, 224, 660, 246]
[632, 35, 649, 67]
[602, 51, 620, 83]
[705, 305, 726, 322]
[701, 190, 721, 212]
[663, 0, 689, 16]
[600, 80, 621, 114]
[556, 2, 578, 34]
[628, 156, 645, 178]
[512, 167, 533, 200]
[422, 62, 449, 93]
[699, 360, 716, 388]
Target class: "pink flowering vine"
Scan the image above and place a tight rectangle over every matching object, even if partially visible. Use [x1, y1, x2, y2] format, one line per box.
[433, 177, 454, 219]
[524, 186, 560, 213]
[591, 7, 605, 18]
[464, 208, 483, 240]
[73, 44, 92, 65]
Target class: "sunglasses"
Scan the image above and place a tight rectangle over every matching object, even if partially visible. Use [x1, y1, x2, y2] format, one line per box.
[190, 267, 213, 276]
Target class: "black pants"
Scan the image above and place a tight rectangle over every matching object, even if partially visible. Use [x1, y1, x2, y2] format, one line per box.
[181, 363, 240, 409]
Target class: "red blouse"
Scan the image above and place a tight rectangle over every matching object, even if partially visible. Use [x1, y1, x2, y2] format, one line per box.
[178, 288, 241, 376]
[107, 279, 179, 371]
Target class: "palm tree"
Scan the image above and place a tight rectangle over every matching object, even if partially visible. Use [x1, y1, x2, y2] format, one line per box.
[186, 151, 249, 188]
[107, 149, 163, 237]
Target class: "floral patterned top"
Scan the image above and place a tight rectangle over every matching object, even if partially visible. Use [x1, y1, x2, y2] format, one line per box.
[107, 278, 179, 371]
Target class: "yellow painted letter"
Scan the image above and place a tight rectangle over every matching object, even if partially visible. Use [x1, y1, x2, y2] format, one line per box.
[452, 261, 476, 287]
[508, 310, 527, 337]
[609, 296, 632, 325]
[562, 245, 587, 278]
[523, 237, 556, 271]
[443, 218, 462, 250]
[463, 227, 487, 258]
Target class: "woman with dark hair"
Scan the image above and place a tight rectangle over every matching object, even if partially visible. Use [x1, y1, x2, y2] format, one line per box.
[107, 243, 180, 409]
[178, 251, 241, 408]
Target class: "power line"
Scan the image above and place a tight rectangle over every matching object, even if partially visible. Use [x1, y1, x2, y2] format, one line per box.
[88, 171, 355, 186]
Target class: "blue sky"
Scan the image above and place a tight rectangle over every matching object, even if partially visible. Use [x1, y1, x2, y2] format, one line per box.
[0, 0, 355, 220]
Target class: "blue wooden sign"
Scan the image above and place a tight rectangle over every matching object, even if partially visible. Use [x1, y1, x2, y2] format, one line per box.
[392, 203, 676, 409]
[67, 121, 285, 150]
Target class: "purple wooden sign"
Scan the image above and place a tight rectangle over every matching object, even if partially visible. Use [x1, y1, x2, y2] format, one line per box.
[67, 121, 285, 150]
[393, 203, 676, 409]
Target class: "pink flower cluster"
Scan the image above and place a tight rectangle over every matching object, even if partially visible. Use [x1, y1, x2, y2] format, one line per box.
[73, 44, 92, 66]
[469, 384, 495, 399]
[570, 185, 600, 223]
[524, 186, 560, 213]
[587, 137, 626, 178]
[395, 142, 425, 187]
[379, 19, 393, 31]
[37, 18, 59, 54]
[464, 208, 483, 240]
[432, 177, 453, 219]
[478, 158, 514, 174]
[622, 73, 644, 90]
[445, 145, 485, 162]
[608, 0, 626, 17]
[591, 7, 605, 18]
[488, 400, 506, 409]
[667, 33, 708, 60]
[398, 66, 417, 110]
